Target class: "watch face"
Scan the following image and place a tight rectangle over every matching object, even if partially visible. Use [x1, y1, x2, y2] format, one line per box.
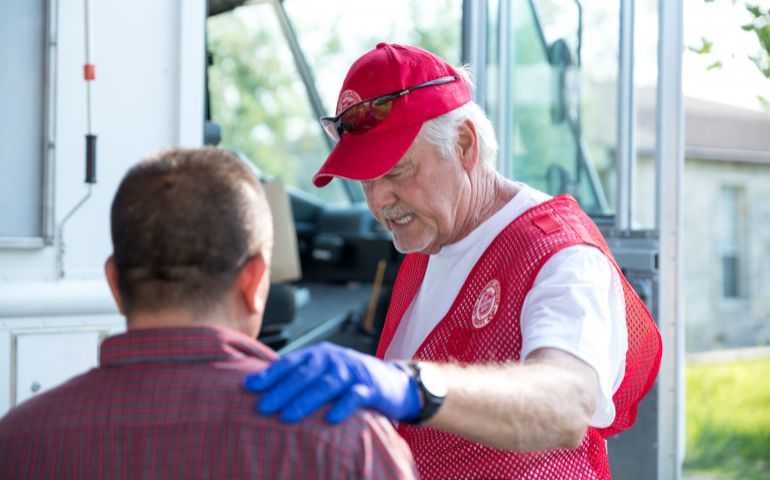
[418, 362, 448, 398]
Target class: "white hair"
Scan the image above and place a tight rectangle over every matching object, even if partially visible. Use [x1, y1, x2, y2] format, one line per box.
[416, 66, 499, 167]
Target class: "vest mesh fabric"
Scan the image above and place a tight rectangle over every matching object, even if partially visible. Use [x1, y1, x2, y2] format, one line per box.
[376, 195, 662, 480]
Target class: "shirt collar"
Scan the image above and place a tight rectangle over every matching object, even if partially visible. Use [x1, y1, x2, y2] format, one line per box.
[99, 325, 277, 367]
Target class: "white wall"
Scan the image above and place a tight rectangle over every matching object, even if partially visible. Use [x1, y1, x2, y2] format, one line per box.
[0, 0, 207, 415]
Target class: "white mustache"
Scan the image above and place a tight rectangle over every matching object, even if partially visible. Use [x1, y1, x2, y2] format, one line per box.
[379, 205, 415, 221]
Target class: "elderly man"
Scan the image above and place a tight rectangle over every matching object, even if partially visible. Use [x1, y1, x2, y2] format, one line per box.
[0, 148, 416, 480]
[245, 44, 661, 479]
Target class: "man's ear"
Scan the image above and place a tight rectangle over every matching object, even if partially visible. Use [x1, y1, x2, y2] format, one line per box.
[238, 253, 269, 315]
[104, 256, 126, 315]
[457, 118, 480, 173]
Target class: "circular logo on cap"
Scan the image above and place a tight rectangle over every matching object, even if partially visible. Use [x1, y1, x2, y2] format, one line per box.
[337, 89, 362, 114]
[472, 279, 500, 329]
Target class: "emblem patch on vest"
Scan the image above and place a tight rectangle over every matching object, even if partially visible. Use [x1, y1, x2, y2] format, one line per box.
[472, 279, 500, 328]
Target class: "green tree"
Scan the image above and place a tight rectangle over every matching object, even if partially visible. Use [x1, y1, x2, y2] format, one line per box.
[689, 1, 770, 109]
[742, 3, 770, 107]
[208, 5, 346, 203]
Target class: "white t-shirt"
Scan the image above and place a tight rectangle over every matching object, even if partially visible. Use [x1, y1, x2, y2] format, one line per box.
[383, 185, 628, 428]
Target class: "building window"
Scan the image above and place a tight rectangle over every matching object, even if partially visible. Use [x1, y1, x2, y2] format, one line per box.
[718, 185, 746, 299]
[0, 0, 48, 244]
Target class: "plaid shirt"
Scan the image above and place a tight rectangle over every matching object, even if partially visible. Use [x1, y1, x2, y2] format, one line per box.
[0, 326, 416, 479]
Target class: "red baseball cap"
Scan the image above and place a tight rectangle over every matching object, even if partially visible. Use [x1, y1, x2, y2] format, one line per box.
[312, 43, 472, 187]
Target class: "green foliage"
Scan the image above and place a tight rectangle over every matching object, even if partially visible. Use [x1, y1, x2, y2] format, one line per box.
[689, 36, 714, 55]
[692, 1, 770, 108]
[684, 358, 770, 479]
[747, 4, 763, 17]
[742, 4, 770, 77]
[207, 7, 347, 204]
[707, 59, 724, 70]
[208, 13, 310, 180]
[407, 0, 462, 63]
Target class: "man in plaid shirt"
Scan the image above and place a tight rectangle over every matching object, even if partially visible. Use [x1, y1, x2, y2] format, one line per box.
[0, 148, 416, 480]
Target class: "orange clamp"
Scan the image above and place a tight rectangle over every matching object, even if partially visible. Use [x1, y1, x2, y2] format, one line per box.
[84, 64, 95, 80]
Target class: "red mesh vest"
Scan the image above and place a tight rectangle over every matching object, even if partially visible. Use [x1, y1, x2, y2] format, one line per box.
[376, 195, 662, 480]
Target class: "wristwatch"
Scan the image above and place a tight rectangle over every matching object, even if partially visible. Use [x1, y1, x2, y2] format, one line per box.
[405, 361, 448, 424]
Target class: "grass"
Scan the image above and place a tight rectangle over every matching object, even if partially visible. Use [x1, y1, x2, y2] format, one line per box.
[684, 357, 770, 480]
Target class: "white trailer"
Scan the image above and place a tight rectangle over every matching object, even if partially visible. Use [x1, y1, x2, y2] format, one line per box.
[0, 0, 208, 410]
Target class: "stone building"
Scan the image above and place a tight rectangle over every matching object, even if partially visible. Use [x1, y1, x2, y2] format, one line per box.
[634, 92, 770, 351]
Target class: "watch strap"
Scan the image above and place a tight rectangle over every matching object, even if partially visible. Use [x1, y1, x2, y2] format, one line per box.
[404, 361, 446, 425]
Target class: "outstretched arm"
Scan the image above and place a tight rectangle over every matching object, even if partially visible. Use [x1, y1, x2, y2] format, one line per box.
[424, 348, 598, 451]
[244, 343, 598, 452]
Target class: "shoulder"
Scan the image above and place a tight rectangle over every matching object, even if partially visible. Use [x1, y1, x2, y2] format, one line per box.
[522, 244, 617, 322]
[236, 406, 407, 454]
[238, 407, 415, 478]
[539, 244, 613, 280]
[0, 370, 92, 436]
[227, 406, 415, 478]
[525, 245, 616, 306]
[325, 410, 416, 478]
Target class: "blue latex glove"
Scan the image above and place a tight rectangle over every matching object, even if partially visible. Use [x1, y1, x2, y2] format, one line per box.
[243, 342, 421, 424]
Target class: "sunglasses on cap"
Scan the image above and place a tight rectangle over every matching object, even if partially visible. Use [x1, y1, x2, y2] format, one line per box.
[320, 75, 458, 143]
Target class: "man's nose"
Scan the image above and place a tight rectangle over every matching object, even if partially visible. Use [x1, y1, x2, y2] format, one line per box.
[363, 178, 396, 213]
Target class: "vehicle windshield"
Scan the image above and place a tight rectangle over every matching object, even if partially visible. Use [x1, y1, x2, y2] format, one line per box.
[485, 0, 615, 216]
[207, 0, 462, 205]
[207, 0, 613, 217]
